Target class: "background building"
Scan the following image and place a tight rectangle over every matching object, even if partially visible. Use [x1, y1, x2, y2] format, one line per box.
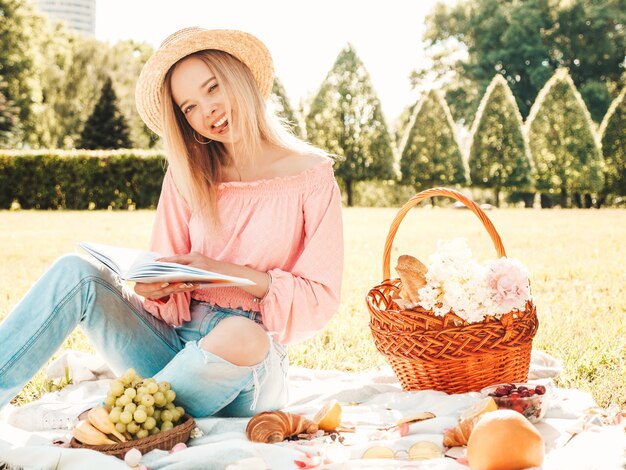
[35, 0, 96, 36]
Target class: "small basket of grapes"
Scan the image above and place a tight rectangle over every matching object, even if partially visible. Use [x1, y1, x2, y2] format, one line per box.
[481, 382, 551, 423]
[70, 368, 196, 459]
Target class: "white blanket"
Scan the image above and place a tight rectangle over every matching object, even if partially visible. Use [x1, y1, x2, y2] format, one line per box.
[0, 350, 624, 469]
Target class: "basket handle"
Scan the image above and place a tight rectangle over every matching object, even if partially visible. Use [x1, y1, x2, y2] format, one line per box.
[382, 187, 507, 280]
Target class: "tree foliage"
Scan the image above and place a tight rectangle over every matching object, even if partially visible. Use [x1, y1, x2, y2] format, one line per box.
[599, 88, 626, 199]
[0, 76, 18, 147]
[0, 0, 45, 145]
[419, 0, 626, 122]
[468, 75, 532, 206]
[270, 77, 302, 136]
[526, 69, 603, 207]
[305, 44, 394, 206]
[400, 90, 466, 192]
[1, 3, 154, 149]
[78, 77, 131, 150]
[106, 40, 156, 148]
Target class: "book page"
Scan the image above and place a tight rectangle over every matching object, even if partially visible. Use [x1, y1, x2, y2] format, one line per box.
[79, 242, 159, 277]
[79, 241, 255, 287]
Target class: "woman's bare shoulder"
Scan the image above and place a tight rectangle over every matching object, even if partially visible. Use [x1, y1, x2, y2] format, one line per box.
[272, 151, 331, 177]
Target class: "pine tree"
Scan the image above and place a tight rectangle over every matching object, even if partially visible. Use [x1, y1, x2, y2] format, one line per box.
[525, 69, 603, 207]
[598, 88, 626, 204]
[468, 75, 532, 207]
[305, 44, 394, 206]
[78, 77, 131, 149]
[400, 90, 466, 196]
[270, 77, 301, 136]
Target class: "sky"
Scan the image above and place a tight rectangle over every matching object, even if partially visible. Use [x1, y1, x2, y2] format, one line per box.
[95, 0, 453, 123]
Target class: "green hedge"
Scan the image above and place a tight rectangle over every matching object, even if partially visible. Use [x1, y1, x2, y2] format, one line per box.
[0, 150, 166, 210]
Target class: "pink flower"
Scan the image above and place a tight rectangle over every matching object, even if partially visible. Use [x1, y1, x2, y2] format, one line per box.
[486, 258, 531, 314]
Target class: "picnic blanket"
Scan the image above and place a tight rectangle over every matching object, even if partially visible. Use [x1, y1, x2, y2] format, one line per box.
[0, 350, 624, 469]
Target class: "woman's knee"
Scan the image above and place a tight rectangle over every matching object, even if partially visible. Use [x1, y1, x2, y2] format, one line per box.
[199, 316, 269, 367]
[51, 253, 105, 280]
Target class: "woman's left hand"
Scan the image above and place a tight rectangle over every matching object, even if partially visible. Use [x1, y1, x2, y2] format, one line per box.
[157, 252, 222, 273]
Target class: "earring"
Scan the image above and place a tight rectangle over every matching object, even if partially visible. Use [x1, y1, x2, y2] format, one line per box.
[193, 131, 212, 145]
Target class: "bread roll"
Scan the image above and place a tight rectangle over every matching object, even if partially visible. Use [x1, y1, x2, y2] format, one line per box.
[467, 410, 544, 470]
[396, 255, 428, 307]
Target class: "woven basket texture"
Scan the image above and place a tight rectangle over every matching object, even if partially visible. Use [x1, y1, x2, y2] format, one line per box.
[70, 414, 195, 459]
[366, 187, 539, 394]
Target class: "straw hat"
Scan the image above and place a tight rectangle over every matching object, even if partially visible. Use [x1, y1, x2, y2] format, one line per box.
[135, 27, 274, 136]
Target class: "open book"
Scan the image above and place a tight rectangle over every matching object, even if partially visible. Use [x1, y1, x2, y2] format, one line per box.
[79, 241, 255, 287]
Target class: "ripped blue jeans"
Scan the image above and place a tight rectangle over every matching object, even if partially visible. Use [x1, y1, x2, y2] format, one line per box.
[0, 254, 289, 417]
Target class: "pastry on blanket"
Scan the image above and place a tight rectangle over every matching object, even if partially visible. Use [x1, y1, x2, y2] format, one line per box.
[395, 255, 428, 308]
[443, 397, 497, 447]
[246, 411, 318, 443]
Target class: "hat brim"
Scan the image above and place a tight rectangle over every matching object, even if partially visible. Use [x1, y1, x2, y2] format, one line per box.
[135, 28, 274, 137]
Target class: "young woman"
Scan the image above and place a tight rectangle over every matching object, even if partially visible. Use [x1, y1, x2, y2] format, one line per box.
[0, 27, 343, 421]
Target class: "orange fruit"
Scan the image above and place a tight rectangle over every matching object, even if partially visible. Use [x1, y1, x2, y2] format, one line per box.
[313, 399, 342, 431]
[460, 396, 498, 422]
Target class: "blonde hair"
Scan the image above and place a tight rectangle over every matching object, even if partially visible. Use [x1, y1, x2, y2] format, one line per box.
[161, 50, 324, 221]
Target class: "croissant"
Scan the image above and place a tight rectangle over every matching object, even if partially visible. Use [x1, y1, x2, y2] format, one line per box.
[246, 411, 319, 443]
[443, 416, 477, 447]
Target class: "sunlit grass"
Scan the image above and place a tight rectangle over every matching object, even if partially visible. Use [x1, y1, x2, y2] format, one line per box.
[1, 208, 625, 408]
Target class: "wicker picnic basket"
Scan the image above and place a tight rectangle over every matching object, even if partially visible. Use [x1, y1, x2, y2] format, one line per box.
[69, 414, 195, 459]
[366, 187, 538, 394]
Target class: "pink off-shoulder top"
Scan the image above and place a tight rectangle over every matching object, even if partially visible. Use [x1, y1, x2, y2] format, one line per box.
[143, 158, 344, 345]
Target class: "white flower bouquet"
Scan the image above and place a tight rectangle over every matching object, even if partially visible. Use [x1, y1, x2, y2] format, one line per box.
[417, 238, 532, 324]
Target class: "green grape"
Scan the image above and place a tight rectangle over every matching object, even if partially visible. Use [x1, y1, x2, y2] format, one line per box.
[153, 410, 161, 422]
[146, 382, 159, 394]
[109, 380, 124, 397]
[137, 386, 148, 396]
[120, 410, 133, 424]
[115, 422, 126, 433]
[133, 409, 148, 424]
[119, 374, 131, 387]
[165, 402, 175, 411]
[134, 393, 144, 404]
[109, 407, 122, 424]
[136, 404, 148, 413]
[175, 406, 185, 417]
[149, 427, 160, 436]
[125, 368, 137, 381]
[126, 421, 140, 434]
[153, 391, 166, 407]
[165, 390, 176, 403]
[170, 409, 180, 423]
[160, 410, 173, 423]
[159, 381, 171, 392]
[140, 394, 155, 407]
[124, 387, 137, 399]
[143, 416, 157, 431]
[146, 405, 155, 417]
[161, 421, 174, 432]
[124, 403, 137, 415]
[104, 395, 116, 407]
[118, 394, 132, 407]
[136, 429, 149, 439]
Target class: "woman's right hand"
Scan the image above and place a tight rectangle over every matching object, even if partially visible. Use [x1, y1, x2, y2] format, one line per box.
[134, 281, 199, 302]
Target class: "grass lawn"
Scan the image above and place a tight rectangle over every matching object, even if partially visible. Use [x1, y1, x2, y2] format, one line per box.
[1, 207, 625, 408]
